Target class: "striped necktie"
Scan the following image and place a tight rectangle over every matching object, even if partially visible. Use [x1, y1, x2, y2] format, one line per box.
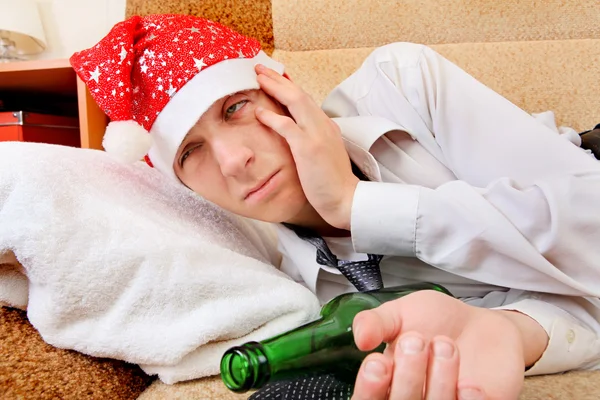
[250, 224, 384, 400]
[290, 224, 384, 292]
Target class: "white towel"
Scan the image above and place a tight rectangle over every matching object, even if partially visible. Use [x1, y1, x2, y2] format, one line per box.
[0, 142, 321, 384]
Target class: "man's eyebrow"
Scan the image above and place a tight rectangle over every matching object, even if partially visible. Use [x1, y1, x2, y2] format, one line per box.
[178, 99, 224, 153]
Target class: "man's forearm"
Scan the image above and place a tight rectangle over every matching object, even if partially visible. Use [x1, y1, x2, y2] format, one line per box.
[497, 310, 549, 368]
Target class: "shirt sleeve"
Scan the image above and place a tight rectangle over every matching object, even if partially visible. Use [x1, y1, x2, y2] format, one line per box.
[336, 42, 600, 298]
[324, 42, 600, 375]
[492, 294, 600, 375]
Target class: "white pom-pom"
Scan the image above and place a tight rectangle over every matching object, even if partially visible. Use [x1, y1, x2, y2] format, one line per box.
[102, 120, 153, 163]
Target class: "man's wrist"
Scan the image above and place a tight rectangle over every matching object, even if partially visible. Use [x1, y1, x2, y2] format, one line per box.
[328, 177, 358, 231]
[496, 310, 549, 368]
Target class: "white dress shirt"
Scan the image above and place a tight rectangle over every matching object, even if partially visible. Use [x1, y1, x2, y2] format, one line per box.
[275, 42, 600, 376]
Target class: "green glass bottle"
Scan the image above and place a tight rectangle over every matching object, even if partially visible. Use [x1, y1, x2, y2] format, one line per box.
[220, 282, 453, 393]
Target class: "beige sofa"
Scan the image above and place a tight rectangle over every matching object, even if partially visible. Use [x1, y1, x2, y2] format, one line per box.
[130, 0, 600, 398]
[2, 0, 599, 399]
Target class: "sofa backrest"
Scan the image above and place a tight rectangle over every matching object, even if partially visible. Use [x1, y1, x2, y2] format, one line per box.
[272, 1, 600, 50]
[127, 0, 599, 130]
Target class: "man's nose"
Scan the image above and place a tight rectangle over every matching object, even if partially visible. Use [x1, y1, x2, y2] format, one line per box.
[213, 138, 254, 177]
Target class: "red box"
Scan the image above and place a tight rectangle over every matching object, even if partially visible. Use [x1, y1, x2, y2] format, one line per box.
[0, 111, 80, 147]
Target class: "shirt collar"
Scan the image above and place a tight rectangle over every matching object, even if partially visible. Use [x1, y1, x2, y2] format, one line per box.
[275, 223, 323, 293]
[275, 116, 403, 292]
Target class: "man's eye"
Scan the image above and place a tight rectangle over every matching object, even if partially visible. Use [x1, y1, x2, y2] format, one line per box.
[181, 145, 201, 165]
[224, 100, 248, 120]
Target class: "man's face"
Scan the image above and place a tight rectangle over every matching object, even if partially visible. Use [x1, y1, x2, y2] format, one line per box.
[174, 89, 309, 223]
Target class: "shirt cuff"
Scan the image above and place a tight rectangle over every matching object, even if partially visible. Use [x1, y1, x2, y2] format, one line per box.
[494, 299, 600, 376]
[350, 181, 419, 256]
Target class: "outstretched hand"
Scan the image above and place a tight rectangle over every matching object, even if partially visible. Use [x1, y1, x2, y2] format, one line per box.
[254, 64, 359, 230]
[351, 290, 539, 400]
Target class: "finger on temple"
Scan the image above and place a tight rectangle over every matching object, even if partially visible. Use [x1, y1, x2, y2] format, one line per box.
[353, 301, 404, 351]
[255, 67, 296, 96]
[256, 74, 302, 111]
[255, 64, 291, 84]
[256, 70, 319, 121]
[254, 107, 299, 141]
[351, 353, 393, 400]
[255, 73, 282, 97]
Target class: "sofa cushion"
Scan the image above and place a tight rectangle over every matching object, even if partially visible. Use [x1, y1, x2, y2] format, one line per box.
[272, 0, 600, 51]
[273, 39, 600, 130]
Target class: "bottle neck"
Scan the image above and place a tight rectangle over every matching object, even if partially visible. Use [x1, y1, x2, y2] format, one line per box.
[220, 341, 271, 393]
[220, 294, 381, 392]
[220, 283, 454, 393]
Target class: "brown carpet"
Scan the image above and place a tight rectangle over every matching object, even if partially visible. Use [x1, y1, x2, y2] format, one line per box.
[0, 307, 154, 400]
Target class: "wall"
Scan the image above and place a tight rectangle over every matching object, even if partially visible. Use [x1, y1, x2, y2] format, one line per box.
[35, 0, 126, 59]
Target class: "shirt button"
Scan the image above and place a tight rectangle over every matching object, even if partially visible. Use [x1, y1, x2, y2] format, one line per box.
[566, 329, 576, 344]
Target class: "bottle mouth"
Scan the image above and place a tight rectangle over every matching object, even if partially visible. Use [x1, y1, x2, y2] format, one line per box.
[220, 342, 269, 393]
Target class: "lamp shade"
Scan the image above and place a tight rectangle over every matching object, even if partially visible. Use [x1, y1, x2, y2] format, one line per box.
[0, 0, 47, 55]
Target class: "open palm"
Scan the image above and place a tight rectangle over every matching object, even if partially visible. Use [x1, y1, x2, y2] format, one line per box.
[351, 290, 525, 400]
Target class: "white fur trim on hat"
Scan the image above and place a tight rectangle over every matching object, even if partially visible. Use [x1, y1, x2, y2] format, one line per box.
[102, 120, 153, 163]
[147, 51, 284, 180]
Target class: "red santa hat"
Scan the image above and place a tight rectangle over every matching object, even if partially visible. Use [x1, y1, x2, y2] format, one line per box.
[70, 14, 284, 179]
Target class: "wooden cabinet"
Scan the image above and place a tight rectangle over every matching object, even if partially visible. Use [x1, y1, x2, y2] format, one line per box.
[0, 111, 81, 147]
[0, 58, 107, 150]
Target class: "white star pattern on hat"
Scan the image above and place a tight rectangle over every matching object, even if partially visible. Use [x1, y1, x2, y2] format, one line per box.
[119, 46, 128, 63]
[167, 85, 176, 97]
[194, 58, 207, 71]
[89, 66, 101, 83]
[69, 14, 273, 170]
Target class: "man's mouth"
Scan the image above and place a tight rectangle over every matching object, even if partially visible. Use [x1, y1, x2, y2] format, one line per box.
[244, 171, 280, 201]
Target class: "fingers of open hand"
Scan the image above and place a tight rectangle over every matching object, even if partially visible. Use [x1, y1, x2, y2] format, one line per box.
[380, 332, 428, 400]
[352, 353, 393, 400]
[372, 334, 462, 400]
[424, 337, 460, 400]
[352, 323, 470, 400]
[354, 334, 459, 400]
[353, 300, 404, 351]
